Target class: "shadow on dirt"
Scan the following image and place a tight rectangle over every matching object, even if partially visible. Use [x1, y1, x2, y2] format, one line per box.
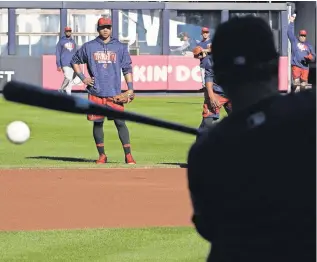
[159, 163, 188, 168]
[25, 156, 118, 163]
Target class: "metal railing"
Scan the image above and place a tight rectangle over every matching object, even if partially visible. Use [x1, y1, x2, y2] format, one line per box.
[15, 9, 60, 15]
[15, 32, 100, 56]
[13, 32, 145, 56]
[16, 32, 60, 56]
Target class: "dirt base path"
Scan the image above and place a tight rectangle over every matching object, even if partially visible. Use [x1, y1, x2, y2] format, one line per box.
[0, 168, 192, 231]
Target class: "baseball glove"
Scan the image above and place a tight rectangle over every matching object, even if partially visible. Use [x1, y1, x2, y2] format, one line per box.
[113, 90, 135, 104]
[192, 46, 203, 55]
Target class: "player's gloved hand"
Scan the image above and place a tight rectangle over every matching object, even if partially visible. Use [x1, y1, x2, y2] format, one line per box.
[113, 90, 135, 104]
[209, 95, 220, 110]
[83, 77, 94, 87]
[305, 54, 314, 61]
[193, 46, 203, 56]
[301, 59, 308, 66]
[57, 67, 62, 72]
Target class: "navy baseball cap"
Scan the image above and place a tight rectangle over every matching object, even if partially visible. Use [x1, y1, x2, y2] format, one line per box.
[212, 16, 278, 80]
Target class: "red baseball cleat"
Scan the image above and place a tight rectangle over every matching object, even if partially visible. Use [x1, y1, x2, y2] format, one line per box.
[96, 154, 107, 164]
[125, 153, 136, 165]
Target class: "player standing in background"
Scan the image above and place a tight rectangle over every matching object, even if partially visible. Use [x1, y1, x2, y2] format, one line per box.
[192, 34, 231, 136]
[288, 14, 315, 92]
[197, 64, 231, 136]
[194, 27, 212, 90]
[199, 66, 231, 134]
[56, 26, 78, 95]
[71, 17, 136, 165]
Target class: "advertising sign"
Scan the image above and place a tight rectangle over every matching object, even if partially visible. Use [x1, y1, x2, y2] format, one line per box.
[0, 57, 42, 91]
[43, 55, 289, 92]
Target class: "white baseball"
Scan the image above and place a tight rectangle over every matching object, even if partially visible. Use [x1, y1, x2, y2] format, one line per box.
[6, 121, 31, 144]
[293, 14, 296, 18]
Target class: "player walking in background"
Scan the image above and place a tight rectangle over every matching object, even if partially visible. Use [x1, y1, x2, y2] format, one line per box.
[194, 27, 212, 90]
[71, 17, 136, 165]
[196, 65, 231, 136]
[288, 14, 315, 92]
[56, 26, 78, 95]
[192, 36, 231, 136]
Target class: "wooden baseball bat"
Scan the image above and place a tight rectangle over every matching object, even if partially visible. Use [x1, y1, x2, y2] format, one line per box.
[2, 81, 199, 136]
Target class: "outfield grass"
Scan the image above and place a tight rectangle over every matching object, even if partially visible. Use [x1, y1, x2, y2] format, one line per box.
[0, 96, 226, 168]
[0, 227, 209, 262]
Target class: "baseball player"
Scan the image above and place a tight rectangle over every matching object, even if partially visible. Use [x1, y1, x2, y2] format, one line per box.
[193, 27, 212, 89]
[288, 15, 315, 92]
[56, 26, 78, 95]
[70, 17, 136, 165]
[188, 16, 315, 262]
[193, 43, 231, 136]
[199, 67, 231, 134]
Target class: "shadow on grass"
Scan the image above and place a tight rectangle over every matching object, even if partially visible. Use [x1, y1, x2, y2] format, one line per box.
[26, 156, 118, 163]
[166, 102, 201, 105]
[160, 163, 188, 168]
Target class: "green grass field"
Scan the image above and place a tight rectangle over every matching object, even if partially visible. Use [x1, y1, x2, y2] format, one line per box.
[0, 96, 209, 168]
[0, 227, 209, 262]
[0, 95, 223, 261]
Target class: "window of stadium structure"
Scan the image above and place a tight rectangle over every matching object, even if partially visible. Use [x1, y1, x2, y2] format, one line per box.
[168, 10, 221, 57]
[15, 9, 60, 56]
[118, 9, 163, 55]
[0, 8, 8, 55]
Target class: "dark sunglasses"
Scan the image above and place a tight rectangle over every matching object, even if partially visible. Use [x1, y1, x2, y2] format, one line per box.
[300, 35, 306, 37]
[98, 25, 112, 30]
[65, 30, 72, 33]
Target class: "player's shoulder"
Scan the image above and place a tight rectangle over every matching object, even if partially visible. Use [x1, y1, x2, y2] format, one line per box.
[282, 89, 315, 112]
[307, 42, 314, 49]
[84, 38, 98, 47]
[57, 37, 65, 43]
[215, 90, 315, 135]
[87, 36, 112, 47]
[109, 38, 126, 47]
[79, 41, 92, 51]
[117, 40, 127, 46]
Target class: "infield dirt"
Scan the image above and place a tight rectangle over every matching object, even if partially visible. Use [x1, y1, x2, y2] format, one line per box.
[0, 168, 192, 231]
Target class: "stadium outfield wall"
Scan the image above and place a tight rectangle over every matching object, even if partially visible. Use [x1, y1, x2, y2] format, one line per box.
[0, 55, 289, 92]
[0, 2, 297, 92]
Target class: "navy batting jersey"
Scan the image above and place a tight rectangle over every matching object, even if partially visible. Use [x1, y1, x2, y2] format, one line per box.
[71, 37, 132, 97]
[188, 89, 316, 262]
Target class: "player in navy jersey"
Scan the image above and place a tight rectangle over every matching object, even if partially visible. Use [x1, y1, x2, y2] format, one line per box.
[71, 18, 136, 165]
[194, 27, 212, 89]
